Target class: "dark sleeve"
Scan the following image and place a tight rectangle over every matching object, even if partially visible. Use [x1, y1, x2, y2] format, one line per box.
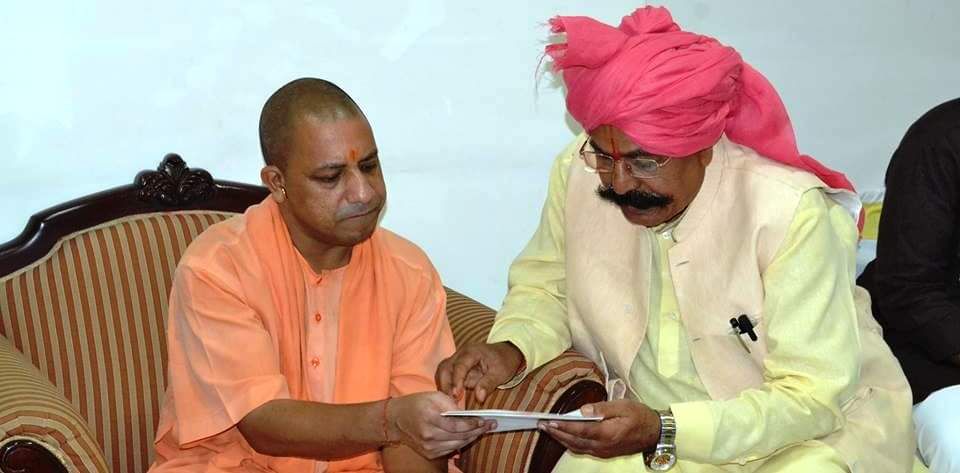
[872, 130, 960, 361]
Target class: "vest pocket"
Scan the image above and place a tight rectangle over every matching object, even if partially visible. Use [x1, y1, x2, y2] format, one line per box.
[606, 377, 627, 401]
[597, 351, 628, 401]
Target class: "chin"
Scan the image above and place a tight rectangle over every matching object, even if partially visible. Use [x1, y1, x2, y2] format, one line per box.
[340, 221, 379, 245]
[620, 205, 670, 227]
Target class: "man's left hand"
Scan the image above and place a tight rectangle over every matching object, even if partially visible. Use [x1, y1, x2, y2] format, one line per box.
[539, 400, 661, 459]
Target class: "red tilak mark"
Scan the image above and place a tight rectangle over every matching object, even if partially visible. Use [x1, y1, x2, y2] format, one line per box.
[611, 138, 621, 161]
[348, 149, 358, 162]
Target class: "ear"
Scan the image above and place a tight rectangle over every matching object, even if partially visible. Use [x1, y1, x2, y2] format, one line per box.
[696, 147, 714, 168]
[260, 165, 287, 203]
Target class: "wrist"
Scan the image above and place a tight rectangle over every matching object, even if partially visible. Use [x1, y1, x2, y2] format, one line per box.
[499, 341, 526, 375]
[646, 409, 663, 453]
[381, 398, 400, 446]
[644, 409, 677, 471]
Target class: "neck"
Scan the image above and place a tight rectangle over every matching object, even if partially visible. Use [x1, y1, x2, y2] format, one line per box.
[279, 207, 353, 273]
[294, 234, 353, 274]
[660, 205, 688, 228]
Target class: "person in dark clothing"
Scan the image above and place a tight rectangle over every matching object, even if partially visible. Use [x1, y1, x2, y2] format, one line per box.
[858, 97, 960, 472]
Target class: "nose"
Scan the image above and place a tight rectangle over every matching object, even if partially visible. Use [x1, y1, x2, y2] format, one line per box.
[611, 160, 637, 195]
[343, 167, 375, 205]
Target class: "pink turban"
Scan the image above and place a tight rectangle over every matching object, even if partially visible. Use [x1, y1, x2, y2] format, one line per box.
[547, 6, 855, 193]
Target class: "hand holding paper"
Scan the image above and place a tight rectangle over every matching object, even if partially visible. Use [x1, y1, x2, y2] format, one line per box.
[538, 401, 661, 459]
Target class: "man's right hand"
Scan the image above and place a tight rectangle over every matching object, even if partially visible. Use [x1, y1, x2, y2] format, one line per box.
[435, 342, 525, 403]
[387, 392, 494, 459]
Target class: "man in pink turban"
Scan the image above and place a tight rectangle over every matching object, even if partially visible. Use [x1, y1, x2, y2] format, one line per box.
[438, 6, 923, 473]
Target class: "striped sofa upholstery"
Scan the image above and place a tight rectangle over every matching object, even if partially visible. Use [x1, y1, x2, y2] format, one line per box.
[1, 209, 605, 473]
[0, 211, 235, 472]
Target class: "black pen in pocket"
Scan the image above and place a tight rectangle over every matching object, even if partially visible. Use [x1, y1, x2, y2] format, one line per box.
[729, 314, 758, 353]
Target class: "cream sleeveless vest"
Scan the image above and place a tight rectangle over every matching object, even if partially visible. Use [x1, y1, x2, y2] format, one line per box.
[564, 135, 914, 472]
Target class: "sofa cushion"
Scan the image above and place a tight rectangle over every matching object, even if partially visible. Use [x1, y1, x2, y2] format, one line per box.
[445, 288, 496, 347]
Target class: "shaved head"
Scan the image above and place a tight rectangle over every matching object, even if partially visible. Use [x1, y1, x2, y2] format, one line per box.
[259, 78, 365, 169]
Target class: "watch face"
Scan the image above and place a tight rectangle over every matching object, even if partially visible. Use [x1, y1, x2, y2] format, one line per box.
[648, 451, 677, 471]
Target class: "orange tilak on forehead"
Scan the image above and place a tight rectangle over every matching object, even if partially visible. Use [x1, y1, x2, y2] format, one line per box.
[348, 148, 358, 163]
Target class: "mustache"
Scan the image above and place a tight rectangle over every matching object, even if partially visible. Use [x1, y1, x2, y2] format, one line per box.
[596, 186, 672, 211]
[336, 201, 380, 220]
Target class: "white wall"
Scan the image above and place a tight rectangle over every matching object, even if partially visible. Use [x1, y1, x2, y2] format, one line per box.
[2, 1, 958, 308]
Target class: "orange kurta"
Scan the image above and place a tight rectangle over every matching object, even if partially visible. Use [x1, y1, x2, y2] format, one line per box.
[302, 261, 347, 473]
[150, 197, 456, 472]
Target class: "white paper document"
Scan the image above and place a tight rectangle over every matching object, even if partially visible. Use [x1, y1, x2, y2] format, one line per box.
[441, 409, 603, 433]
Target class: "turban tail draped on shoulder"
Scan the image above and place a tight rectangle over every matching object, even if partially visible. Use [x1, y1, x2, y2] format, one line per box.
[546, 6, 856, 194]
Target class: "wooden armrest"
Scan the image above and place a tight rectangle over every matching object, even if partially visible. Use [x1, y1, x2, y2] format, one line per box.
[1, 438, 68, 473]
[0, 336, 109, 472]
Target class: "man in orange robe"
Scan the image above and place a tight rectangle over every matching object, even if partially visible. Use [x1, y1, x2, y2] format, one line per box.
[149, 78, 490, 473]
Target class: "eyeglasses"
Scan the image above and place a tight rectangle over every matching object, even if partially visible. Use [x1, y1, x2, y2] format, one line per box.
[578, 140, 671, 179]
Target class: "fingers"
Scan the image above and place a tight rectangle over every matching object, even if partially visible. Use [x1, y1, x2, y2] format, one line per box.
[540, 420, 603, 439]
[427, 391, 462, 411]
[417, 422, 495, 459]
[437, 343, 520, 404]
[422, 395, 496, 434]
[422, 437, 482, 459]
[436, 352, 484, 400]
[450, 350, 484, 400]
[540, 423, 599, 455]
[430, 421, 493, 440]
[472, 372, 507, 403]
[463, 366, 484, 390]
[581, 400, 630, 418]
[433, 415, 486, 433]
[461, 421, 496, 438]
[435, 358, 455, 396]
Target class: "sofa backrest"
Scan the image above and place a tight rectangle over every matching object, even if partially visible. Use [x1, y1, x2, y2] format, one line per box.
[0, 210, 236, 472]
[0, 155, 268, 473]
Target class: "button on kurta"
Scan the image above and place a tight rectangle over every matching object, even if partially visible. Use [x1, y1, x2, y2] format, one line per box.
[310, 357, 320, 368]
[314, 312, 323, 322]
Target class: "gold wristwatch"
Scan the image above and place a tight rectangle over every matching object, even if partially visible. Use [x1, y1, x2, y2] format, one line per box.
[644, 409, 677, 471]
